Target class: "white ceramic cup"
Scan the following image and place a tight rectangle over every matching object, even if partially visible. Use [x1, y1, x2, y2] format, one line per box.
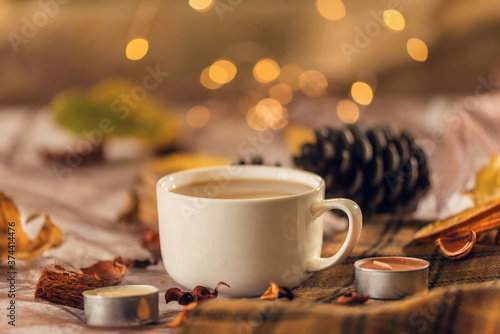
[157, 165, 362, 297]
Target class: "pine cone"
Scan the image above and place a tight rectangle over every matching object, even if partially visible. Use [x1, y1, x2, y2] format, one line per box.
[293, 123, 430, 214]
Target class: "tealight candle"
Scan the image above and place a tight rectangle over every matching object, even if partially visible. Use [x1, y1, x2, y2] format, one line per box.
[83, 285, 159, 326]
[354, 257, 429, 300]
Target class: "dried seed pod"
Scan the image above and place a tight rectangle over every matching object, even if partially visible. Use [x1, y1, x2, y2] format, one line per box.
[337, 292, 370, 305]
[165, 281, 230, 305]
[435, 230, 477, 260]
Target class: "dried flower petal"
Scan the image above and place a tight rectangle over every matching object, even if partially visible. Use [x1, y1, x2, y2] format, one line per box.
[435, 230, 477, 260]
[337, 292, 370, 305]
[1, 192, 63, 261]
[260, 282, 294, 301]
[166, 302, 198, 328]
[78, 257, 127, 285]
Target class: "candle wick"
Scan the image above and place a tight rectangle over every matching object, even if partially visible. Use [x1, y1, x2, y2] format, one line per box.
[373, 260, 393, 269]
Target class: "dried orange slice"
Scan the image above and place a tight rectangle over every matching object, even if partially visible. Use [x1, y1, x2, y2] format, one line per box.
[412, 197, 500, 243]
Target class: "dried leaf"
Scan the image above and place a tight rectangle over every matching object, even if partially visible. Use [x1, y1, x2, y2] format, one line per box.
[260, 282, 294, 301]
[1, 192, 63, 261]
[42, 143, 104, 166]
[35, 265, 105, 309]
[51, 78, 184, 149]
[337, 292, 370, 305]
[166, 302, 198, 328]
[463, 155, 500, 204]
[435, 230, 477, 260]
[78, 257, 126, 286]
[412, 197, 500, 243]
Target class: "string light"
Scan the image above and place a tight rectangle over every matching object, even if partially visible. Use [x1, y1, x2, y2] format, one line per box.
[299, 70, 328, 98]
[407, 38, 428, 62]
[316, 0, 346, 21]
[209, 59, 237, 84]
[269, 83, 293, 105]
[246, 107, 269, 131]
[186, 106, 211, 128]
[189, 0, 214, 12]
[351, 82, 373, 105]
[200, 66, 223, 89]
[126, 38, 149, 60]
[383, 10, 405, 31]
[253, 58, 280, 83]
[337, 99, 360, 124]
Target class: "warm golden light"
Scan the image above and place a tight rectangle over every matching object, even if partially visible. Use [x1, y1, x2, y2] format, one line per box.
[351, 82, 373, 105]
[126, 38, 149, 60]
[279, 64, 303, 91]
[337, 100, 360, 124]
[189, 0, 214, 12]
[246, 107, 269, 131]
[299, 70, 328, 98]
[200, 66, 223, 90]
[269, 83, 293, 105]
[316, 0, 346, 21]
[209, 59, 237, 84]
[383, 9, 405, 31]
[255, 98, 287, 129]
[186, 106, 210, 128]
[253, 58, 280, 83]
[407, 38, 428, 62]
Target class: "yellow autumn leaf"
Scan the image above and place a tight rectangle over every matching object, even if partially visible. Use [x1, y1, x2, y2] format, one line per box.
[463, 155, 500, 204]
[1, 192, 63, 261]
[284, 123, 315, 156]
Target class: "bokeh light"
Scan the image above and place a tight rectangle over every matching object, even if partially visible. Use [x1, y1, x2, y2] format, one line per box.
[186, 105, 211, 128]
[351, 82, 373, 105]
[246, 107, 269, 131]
[189, 0, 214, 12]
[407, 38, 428, 62]
[255, 98, 288, 129]
[279, 64, 303, 90]
[337, 99, 360, 124]
[209, 59, 237, 84]
[299, 70, 328, 98]
[200, 66, 223, 89]
[316, 0, 346, 21]
[383, 10, 405, 31]
[253, 58, 280, 83]
[269, 83, 293, 105]
[125, 38, 149, 60]
[238, 91, 263, 114]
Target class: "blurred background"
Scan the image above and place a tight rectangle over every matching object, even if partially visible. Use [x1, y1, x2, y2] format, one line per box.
[1, 0, 500, 105]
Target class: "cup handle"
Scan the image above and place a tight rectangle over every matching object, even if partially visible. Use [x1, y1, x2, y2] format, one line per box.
[305, 198, 362, 272]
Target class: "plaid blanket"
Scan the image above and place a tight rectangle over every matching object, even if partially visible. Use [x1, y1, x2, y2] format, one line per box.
[181, 217, 500, 333]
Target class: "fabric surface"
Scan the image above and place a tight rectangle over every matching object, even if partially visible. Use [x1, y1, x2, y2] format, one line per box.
[180, 217, 500, 333]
